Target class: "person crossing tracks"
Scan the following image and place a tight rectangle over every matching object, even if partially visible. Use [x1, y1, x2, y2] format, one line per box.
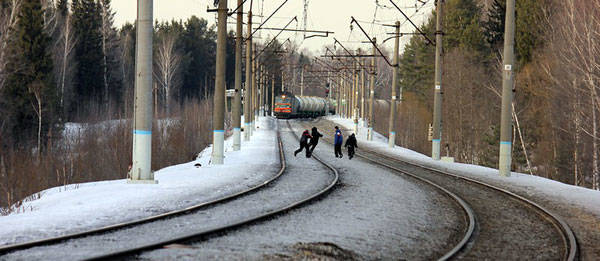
[294, 130, 313, 158]
[309, 127, 323, 155]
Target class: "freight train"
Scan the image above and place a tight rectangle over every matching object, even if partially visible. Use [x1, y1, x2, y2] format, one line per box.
[274, 92, 335, 118]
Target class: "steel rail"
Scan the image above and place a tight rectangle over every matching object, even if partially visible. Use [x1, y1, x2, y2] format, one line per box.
[354, 150, 476, 260]
[0, 123, 289, 256]
[300, 119, 475, 260]
[302, 118, 577, 260]
[80, 119, 340, 260]
[355, 141, 578, 261]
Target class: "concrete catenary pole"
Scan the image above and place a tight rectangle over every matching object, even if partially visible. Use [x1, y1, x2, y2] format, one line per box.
[271, 74, 275, 116]
[431, 0, 444, 159]
[232, 0, 243, 151]
[252, 51, 258, 131]
[244, 11, 252, 141]
[211, 0, 228, 165]
[281, 70, 285, 92]
[353, 57, 359, 135]
[388, 21, 400, 148]
[262, 66, 266, 116]
[250, 45, 256, 135]
[499, 0, 516, 177]
[258, 65, 263, 116]
[337, 75, 342, 115]
[360, 54, 366, 127]
[342, 77, 347, 117]
[130, 0, 155, 183]
[368, 38, 376, 141]
[300, 66, 304, 96]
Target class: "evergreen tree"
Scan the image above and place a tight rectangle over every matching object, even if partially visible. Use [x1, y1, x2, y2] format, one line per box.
[483, 0, 547, 64]
[181, 16, 216, 100]
[483, 0, 505, 50]
[98, 0, 123, 113]
[1, 0, 58, 147]
[71, 0, 104, 116]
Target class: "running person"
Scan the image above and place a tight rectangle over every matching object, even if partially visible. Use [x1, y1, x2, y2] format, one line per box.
[294, 130, 312, 158]
[309, 127, 323, 155]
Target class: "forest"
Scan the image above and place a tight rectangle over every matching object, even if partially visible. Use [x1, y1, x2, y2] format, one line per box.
[382, 0, 599, 190]
[1, 0, 599, 212]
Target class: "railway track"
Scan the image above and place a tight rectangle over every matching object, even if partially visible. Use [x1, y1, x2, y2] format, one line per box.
[0, 119, 339, 260]
[297, 118, 578, 260]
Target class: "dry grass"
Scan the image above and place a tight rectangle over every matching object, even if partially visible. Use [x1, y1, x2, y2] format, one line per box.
[0, 99, 214, 214]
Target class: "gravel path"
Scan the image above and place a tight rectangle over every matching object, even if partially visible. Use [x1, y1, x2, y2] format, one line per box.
[310, 118, 567, 260]
[137, 119, 466, 260]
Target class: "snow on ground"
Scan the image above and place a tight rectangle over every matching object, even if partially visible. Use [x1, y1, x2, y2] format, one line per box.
[138, 119, 463, 260]
[0, 116, 279, 246]
[325, 115, 600, 217]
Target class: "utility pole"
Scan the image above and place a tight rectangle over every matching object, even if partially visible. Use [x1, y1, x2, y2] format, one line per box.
[360, 54, 366, 127]
[211, 0, 228, 165]
[368, 38, 376, 141]
[342, 75, 349, 118]
[263, 65, 267, 116]
[244, 11, 252, 141]
[327, 71, 331, 115]
[431, 0, 444, 159]
[499, 0, 516, 177]
[388, 21, 400, 148]
[300, 66, 304, 96]
[250, 44, 258, 135]
[258, 64, 263, 116]
[254, 54, 259, 129]
[281, 70, 285, 92]
[353, 57, 359, 135]
[337, 75, 342, 115]
[232, 0, 243, 151]
[130, 0, 155, 183]
[271, 74, 275, 116]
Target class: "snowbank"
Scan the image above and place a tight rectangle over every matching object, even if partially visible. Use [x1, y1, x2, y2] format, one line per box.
[325, 115, 600, 217]
[0, 116, 279, 246]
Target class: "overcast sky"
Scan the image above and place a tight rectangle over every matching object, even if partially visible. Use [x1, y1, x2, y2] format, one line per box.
[113, 0, 434, 54]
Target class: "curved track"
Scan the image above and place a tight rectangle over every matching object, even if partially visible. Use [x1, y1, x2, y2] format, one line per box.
[82, 120, 339, 260]
[0, 119, 340, 260]
[0, 128, 287, 256]
[298, 118, 577, 260]
[0, 123, 286, 258]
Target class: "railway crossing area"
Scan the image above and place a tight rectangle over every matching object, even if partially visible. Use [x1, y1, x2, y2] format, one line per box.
[1, 115, 598, 260]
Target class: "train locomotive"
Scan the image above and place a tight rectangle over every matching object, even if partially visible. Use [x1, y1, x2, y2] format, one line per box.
[274, 92, 335, 118]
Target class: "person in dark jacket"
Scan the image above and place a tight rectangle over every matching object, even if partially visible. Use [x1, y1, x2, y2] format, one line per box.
[345, 133, 358, 160]
[334, 126, 344, 158]
[294, 130, 312, 157]
[309, 127, 323, 154]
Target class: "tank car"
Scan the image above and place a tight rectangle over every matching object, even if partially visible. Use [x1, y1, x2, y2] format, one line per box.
[274, 92, 330, 118]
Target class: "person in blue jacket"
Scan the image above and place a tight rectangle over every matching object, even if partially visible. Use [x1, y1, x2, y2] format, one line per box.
[334, 126, 344, 158]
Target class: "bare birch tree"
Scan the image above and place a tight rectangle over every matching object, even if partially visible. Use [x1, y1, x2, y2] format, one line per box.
[0, 0, 22, 91]
[53, 1, 76, 115]
[546, 0, 600, 189]
[154, 31, 182, 115]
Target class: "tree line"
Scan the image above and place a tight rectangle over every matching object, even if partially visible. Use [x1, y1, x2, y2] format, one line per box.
[0, 0, 239, 150]
[392, 0, 599, 189]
